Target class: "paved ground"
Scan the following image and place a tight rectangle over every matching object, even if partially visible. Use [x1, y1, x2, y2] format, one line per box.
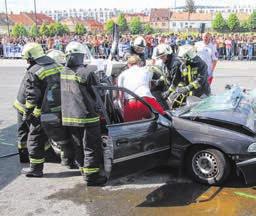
[0, 60, 256, 216]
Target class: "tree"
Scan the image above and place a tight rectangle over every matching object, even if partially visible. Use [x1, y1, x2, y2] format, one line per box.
[143, 23, 154, 34]
[75, 23, 87, 35]
[212, 12, 227, 32]
[63, 24, 70, 35]
[184, 0, 196, 13]
[39, 23, 50, 36]
[248, 11, 256, 31]
[227, 13, 240, 32]
[29, 24, 38, 37]
[11, 24, 28, 37]
[104, 19, 115, 34]
[129, 17, 143, 34]
[54, 22, 67, 36]
[240, 20, 250, 32]
[48, 23, 56, 36]
[117, 13, 128, 32]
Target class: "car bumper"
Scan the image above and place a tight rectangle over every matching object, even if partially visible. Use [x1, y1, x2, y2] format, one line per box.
[237, 157, 256, 185]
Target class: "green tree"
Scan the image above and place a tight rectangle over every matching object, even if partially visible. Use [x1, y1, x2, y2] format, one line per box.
[212, 12, 227, 32]
[129, 17, 143, 34]
[63, 24, 70, 34]
[227, 13, 240, 32]
[11, 24, 28, 37]
[248, 11, 256, 31]
[117, 13, 128, 32]
[104, 19, 115, 34]
[143, 23, 154, 34]
[39, 23, 50, 36]
[75, 23, 87, 35]
[54, 22, 66, 36]
[29, 24, 38, 37]
[240, 20, 250, 32]
[184, 0, 196, 13]
[48, 23, 56, 36]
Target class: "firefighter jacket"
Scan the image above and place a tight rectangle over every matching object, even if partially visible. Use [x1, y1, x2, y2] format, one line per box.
[61, 60, 100, 127]
[172, 56, 210, 97]
[25, 56, 64, 118]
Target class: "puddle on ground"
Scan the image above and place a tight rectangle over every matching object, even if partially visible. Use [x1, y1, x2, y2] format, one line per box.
[46, 174, 256, 216]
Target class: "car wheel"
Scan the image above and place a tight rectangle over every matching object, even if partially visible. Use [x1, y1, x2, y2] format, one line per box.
[187, 148, 230, 185]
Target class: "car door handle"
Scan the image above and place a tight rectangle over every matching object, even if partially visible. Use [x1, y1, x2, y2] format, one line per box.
[116, 138, 129, 146]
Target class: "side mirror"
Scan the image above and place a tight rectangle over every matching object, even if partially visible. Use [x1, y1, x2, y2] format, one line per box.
[157, 114, 172, 128]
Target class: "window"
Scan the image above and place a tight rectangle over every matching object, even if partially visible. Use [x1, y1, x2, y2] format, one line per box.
[172, 22, 176, 27]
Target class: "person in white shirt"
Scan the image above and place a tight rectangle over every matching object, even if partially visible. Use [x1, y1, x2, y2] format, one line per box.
[118, 55, 164, 122]
[195, 32, 218, 85]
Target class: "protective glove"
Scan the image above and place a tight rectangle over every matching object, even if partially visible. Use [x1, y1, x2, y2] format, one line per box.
[175, 86, 191, 95]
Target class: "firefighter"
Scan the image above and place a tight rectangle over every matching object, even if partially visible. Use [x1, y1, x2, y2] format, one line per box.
[45, 49, 76, 169]
[151, 43, 182, 109]
[131, 36, 146, 66]
[21, 42, 63, 177]
[13, 72, 30, 163]
[61, 41, 106, 186]
[174, 44, 210, 97]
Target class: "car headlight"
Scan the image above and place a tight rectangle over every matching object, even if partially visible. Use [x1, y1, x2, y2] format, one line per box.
[248, 143, 256, 152]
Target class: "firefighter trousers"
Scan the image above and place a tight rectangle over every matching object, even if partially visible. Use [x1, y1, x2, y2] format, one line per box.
[69, 122, 103, 179]
[27, 117, 47, 170]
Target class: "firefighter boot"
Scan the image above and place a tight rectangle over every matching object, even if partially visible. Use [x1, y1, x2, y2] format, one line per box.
[18, 148, 29, 163]
[84, 172, 107, 186]
[22, 163, 43, 177]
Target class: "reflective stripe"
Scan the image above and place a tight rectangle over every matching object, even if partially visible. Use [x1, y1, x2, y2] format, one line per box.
[33, 107, 41, 117]
[38, 66, 63, 80]
[191, 81, 200, 89]
[81, 167, 100, 174]
[44, 143, 51, 151]
[18, 142, 27, 149]
[13, 100, 25, 114]
[25, 101, 35, 109]
[60, 74, 84, 83]
[187, 65, 192, 84]
[62, 116, 100, 124]
[168, 86, 175, 93]
[50, 106, 61, 112]
[30, 158, 45, 164]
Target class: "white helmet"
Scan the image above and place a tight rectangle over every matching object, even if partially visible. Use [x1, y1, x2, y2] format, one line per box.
[154, 44, 172, 59]
[46, 49, 66, 65]
[22, 42, 44, 60]
[133, 36, 146, 54]
[178, 45, 197, 60]
[65, 41, 87, 56]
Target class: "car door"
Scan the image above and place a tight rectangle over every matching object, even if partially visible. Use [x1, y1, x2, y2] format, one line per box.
[93, 85, 172, 174]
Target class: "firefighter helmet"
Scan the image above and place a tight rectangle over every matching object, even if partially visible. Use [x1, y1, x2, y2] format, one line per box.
[65, 41, 87, 55]
[133, 36, 146, 54]
[154, 44, 173, 59]
[46, 49, 66, 65]
[22, 42, 44, 61]
[178, 45, 197, 61]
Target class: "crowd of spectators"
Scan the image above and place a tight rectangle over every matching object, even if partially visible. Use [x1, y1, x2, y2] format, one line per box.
[1, 33, 256, 60]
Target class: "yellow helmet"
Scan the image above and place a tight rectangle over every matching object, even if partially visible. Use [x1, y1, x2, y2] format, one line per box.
[46, 49, 66, 65]
[22, 42, 44, 60]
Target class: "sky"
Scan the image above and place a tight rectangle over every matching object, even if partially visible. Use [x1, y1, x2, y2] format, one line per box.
[0, 0, 255, 12]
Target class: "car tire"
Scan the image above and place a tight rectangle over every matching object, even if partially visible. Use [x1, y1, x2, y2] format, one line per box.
[187, 148, 230, 185]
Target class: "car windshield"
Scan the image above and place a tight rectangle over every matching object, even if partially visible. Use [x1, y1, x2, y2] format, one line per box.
[179, 86, 256, 132]
[186, 86, 256, 115]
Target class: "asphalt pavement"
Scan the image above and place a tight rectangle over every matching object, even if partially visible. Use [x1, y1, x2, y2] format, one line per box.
[0, 60, 256, 216]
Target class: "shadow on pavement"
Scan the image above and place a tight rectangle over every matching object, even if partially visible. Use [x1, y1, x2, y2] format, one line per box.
[45, 170, 81, 178]
[0, 124, 23, 191]
[138, 182, 210, 207]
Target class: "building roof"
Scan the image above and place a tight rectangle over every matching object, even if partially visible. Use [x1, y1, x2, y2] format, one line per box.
[84, 19, 103, 29]
[170, 12, 213, 21]
[111, 13, 149, 23]
[61, 17, 84, 26]
[24, 12, 54, 24]
[150, 8, 171, 22]
[0, 13, 14, 25]
[8, 12, 53, 26]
